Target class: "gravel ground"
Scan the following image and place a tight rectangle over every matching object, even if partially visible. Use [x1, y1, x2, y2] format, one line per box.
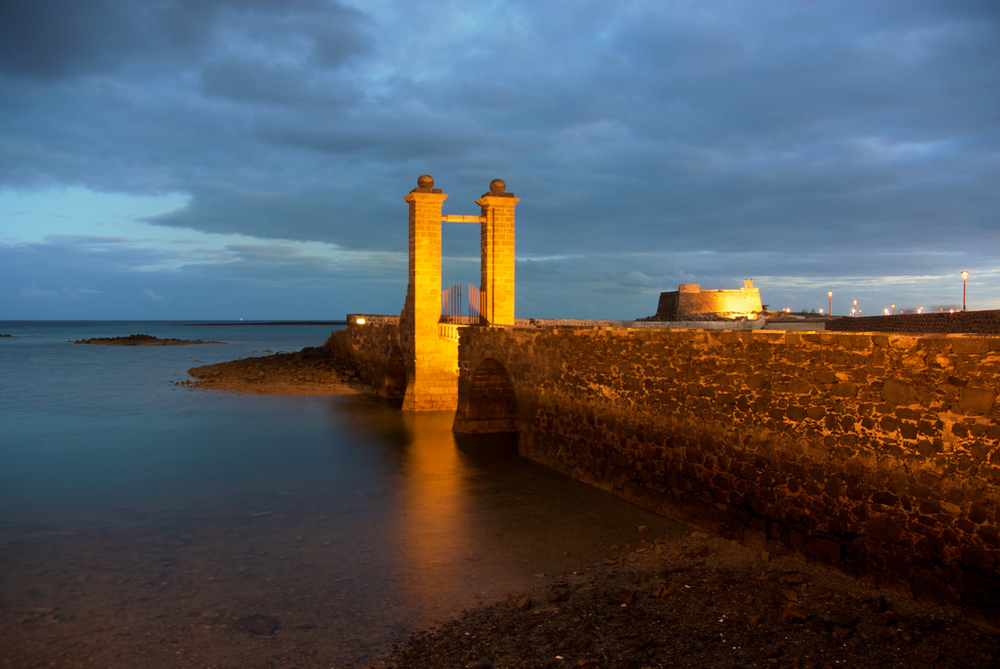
[370, 531, 999, 669]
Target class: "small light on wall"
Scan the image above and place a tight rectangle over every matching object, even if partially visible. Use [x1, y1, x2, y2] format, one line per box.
[355, 317, 367, 325]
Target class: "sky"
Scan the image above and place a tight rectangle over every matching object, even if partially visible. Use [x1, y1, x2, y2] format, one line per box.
[1, 0, 998, 321]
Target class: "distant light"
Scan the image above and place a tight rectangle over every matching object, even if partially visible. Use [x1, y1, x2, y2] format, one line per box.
[884, 309, 889, 315]
[962, 270, 969, 311]
[356, 317, 367, 325]
[819, 308, 824, 315]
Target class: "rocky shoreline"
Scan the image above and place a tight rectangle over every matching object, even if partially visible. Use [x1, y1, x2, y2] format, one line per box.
[185, 345, 363, 395]
[370, 531, 999, 669]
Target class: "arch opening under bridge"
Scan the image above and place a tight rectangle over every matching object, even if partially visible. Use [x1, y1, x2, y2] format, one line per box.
[453, 357, 518, 434]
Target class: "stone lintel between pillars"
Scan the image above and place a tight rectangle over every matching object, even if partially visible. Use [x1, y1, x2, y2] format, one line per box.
[442, 214, 485, 223]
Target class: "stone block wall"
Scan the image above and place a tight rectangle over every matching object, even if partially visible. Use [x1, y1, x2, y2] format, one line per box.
[457, 326, 1000, 622]
[325, 315, 402, 397]
[827, 310, 1000, 335]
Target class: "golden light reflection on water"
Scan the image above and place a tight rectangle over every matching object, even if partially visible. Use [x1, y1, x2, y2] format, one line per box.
[394, 410, 475, 603]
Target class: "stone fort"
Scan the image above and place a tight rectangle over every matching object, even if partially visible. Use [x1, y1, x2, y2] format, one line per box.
[647, 280, 763, 322]
[328, 176, 1000, 625]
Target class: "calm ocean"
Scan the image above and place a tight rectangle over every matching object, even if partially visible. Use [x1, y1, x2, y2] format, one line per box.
[0, 321, 684, 667]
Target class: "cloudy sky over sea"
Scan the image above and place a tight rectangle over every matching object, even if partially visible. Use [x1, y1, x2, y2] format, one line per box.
[1, 0, 997, 320]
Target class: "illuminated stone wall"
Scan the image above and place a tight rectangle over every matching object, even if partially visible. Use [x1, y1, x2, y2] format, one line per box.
[456, 326, 1000, 620]
[401, 179, 459, 410]
[478, 182, 518, 326]
[325, 315, 403, 399]
[827, 310, 1000, 336]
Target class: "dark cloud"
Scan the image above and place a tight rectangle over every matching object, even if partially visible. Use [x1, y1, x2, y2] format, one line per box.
[0, 0, 369, 80]
[1, 0, 998, 318]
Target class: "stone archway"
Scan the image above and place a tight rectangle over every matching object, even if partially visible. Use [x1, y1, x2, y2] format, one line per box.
[384, 345, 407, 399]
[453, 357, 518, 434]
[400, 175, 519, 411]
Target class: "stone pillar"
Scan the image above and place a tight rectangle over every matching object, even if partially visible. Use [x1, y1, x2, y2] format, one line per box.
[477, 179, 519, 326]
[401, 174, 457, 411]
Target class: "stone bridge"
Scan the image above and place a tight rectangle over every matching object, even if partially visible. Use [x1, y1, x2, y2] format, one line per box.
[327, 175, 999, 623]
[446, 324, 1000, 622]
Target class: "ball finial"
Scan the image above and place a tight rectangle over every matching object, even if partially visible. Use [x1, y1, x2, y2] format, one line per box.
[489, 178, 506, 195]
[417, 174, 434, 189]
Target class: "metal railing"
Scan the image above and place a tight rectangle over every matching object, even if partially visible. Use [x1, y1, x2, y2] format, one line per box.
[441, 284, 483, 324]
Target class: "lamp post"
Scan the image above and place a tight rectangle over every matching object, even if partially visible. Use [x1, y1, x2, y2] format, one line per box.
[828, 291, 833, 316]
[853, 299, 858, 317]
[891, 303, 895, 315]
[962, 270, 969, 311]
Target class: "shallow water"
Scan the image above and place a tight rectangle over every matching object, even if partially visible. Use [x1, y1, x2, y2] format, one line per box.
[0, 321, 686, 666]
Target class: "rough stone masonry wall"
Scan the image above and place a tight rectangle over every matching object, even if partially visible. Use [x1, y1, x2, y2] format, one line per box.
[324, 315, 401, 394]
[458, 326, 1000, 622]
[827, 309, 1000, 335]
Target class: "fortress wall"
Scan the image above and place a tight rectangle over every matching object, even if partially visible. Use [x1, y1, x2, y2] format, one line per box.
[677, 286, 762, 318]
[651, 283, 762, 320]
[827, 310, 1000, 335]
[457, 326, 1000, 620]
[325, 315, 401, 393]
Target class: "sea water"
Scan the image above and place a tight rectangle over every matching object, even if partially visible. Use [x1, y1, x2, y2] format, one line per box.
[0, 321, 685, 666]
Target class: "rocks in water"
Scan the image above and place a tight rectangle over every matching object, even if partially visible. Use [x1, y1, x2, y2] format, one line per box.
[74, 334, 220, 346]
[234, 614, 279, 636]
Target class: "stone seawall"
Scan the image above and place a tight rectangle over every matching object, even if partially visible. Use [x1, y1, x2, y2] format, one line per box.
[324, 314, 403, 398]
[827, 309, 1000, 335]
[456, 326, 1000, 622]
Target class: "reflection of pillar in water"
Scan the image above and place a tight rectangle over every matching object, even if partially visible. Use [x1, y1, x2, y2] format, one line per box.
[393, 411, 472, 603]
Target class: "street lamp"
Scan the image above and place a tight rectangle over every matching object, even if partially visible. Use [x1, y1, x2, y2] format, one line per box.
[853, 299, 858, 317]
[828, 291, 833, 316]
[891, 303, 896, 315]
[962, 270, 969, 311]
